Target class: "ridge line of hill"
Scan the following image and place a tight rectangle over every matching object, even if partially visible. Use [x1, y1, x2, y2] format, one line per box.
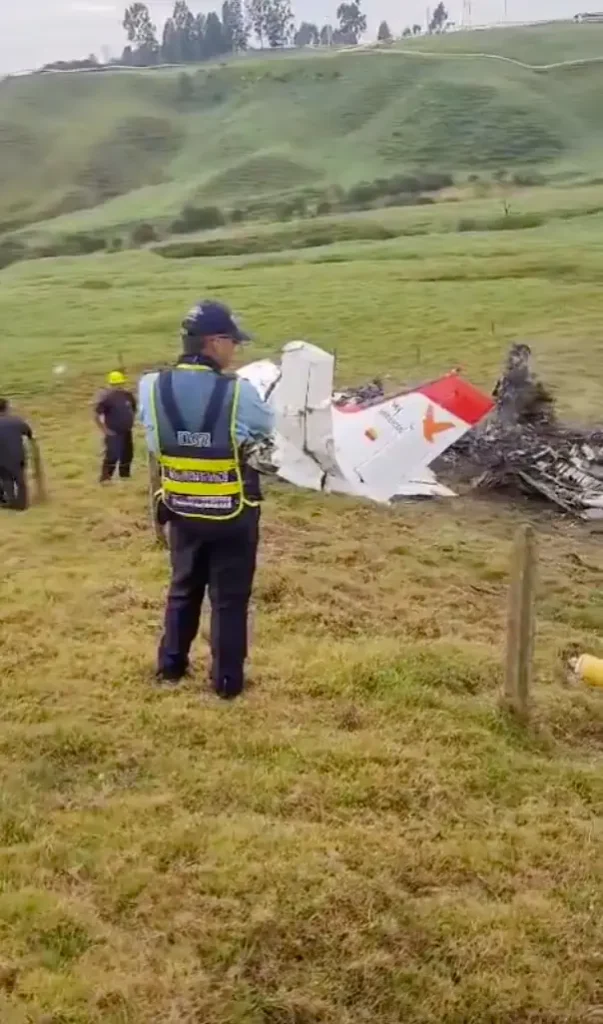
[382, 46, 603, 72]
[11, 44, 603, 81]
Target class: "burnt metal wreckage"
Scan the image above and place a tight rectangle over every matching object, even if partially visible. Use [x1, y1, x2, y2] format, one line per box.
[444, 343, 603, 520]
[344, 344, 603, 519]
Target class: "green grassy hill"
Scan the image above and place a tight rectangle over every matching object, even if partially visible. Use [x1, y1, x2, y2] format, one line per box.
[3, 23, 603, 236]
[398, 20, 603, 63]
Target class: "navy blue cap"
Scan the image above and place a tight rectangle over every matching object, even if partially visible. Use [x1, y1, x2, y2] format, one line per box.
[181, 299, 251, 344]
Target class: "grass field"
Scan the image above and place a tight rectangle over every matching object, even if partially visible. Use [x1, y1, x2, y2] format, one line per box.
[1, 189, 603, 1023]
[3, 22, 603, 238]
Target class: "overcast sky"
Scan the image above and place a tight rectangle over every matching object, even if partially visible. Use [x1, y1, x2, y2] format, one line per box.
[1, 0, 584, 73]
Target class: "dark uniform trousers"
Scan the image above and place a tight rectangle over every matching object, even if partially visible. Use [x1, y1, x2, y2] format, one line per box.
[158, 505, 260, 697]
[100, 431, 134, 482]
[0, 464, 28, 510]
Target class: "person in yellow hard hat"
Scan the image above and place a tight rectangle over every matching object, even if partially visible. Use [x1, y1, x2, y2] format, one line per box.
[94, 370, 137, 483]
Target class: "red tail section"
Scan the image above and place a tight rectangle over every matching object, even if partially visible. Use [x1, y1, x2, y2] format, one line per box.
[419, 375, 494, 427]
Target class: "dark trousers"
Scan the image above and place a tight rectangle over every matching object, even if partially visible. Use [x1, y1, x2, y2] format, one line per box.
[157, 506, 260, 698]
[100, 431, 133, 482]
[0, 465, 28, 510]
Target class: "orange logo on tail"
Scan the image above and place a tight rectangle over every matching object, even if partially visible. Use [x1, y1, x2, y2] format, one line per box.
[422, 404, 455, 443]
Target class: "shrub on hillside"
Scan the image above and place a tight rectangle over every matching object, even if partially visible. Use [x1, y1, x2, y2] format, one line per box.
[131, 222, 158, 246]
[171, 205, 226, 234]
[275, 197, 307, 221]
[68, 233, 107, 255]
[512, 170, 547, 187]
[457, 212, 544, 233]
[345, 181, 381, 206]
[0, 237, 26, 270]
[0, 215, 26, 234]
[344, 171, 454, 210]
[415, 171, 454, 192]
[488, 212, 544, 231]
[156, 219, 398, 260]
[36, 233, 107, 257]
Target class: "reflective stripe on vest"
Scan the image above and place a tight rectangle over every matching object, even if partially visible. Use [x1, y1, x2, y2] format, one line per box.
[151, 364, 249, 521]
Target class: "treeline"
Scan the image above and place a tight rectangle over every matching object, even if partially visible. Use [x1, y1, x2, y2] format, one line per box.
[37, 0, 451, 75]
[119, 0, 369, 66]
[41, 56, 102, 72]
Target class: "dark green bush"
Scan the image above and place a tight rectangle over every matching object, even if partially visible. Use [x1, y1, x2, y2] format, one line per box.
[32, 233, 107, 258]
[511, 170, 547, 187]
[275, 197, 307, 221]
[0, 237, 26, 270]
[344, 171, 453, 210]
[488, 212, 544, 231]
[157, 219, 397, 260]
[345, 181, 381, 206]
[457, 213, 544, 234]
[171, 204, 226, 233]
[62, 233, 107, 255]
[131, 222, 158, 246]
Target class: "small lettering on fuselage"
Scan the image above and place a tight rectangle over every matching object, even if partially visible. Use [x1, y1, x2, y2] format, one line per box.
[177, 431, 211, 447]
[378, 409, 413, 436]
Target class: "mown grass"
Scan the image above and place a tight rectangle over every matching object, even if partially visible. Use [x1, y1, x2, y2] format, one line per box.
[0, 207, 602, 1023]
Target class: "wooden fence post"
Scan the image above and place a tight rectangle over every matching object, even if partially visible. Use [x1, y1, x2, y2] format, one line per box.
[503, 523, 536, 720]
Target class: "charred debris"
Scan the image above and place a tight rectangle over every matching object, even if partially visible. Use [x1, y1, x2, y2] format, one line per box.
[348, 344, 603, 519]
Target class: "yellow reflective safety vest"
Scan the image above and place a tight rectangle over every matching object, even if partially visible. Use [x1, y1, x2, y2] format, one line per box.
[151, 363, 254, 521]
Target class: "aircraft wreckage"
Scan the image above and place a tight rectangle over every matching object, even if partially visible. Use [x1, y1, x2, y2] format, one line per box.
[238, 341, 493, 504]
[238, 341, 603, 519]
[442, 343, 603, 520]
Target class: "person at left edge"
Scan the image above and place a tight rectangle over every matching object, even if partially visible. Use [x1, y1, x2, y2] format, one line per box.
[138, 299, 274, 699]
[0, 397, 40, 510]
[94, 371, 137, 483]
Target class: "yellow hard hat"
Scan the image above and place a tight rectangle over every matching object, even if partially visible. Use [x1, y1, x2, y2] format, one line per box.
[107, 370, 126, 386]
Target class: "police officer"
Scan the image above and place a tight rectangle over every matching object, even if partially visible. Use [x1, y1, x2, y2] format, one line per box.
[138, 300, 274, 698]
[94, 371, 137, 483]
